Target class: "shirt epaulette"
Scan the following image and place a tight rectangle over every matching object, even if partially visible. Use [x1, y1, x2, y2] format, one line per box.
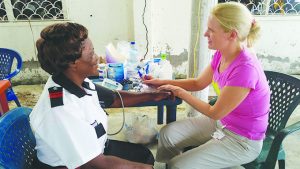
[48, 86, 64, 108]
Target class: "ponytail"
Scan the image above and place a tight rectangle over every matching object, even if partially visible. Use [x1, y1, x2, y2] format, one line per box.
[247, 19, 260, 47]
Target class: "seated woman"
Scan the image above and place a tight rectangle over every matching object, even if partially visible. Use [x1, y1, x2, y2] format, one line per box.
[30, 22, 171, 169]
[144, 2, 270, 169]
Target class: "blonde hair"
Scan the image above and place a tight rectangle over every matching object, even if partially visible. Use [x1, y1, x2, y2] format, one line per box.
[211, 2, 260, 47]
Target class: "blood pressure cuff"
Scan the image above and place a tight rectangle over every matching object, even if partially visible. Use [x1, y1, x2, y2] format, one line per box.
[94, 84, 117, 108]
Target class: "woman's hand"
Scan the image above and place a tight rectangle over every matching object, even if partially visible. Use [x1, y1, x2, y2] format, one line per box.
[143, 75, 164, 88]
[142, 74, 153, 80]
[158, 84, 187, 98]
[152, 90, 175, 101]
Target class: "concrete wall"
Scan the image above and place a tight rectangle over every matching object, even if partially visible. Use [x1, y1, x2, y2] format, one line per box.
[67, 0, 134, 55]
[0, 21, 61, 84]
[0, 0, 134, 84]
[132, 0, 192, 79]
[255, 16, 300, 75]
[0, 0, 299, 84]
[148, 0, 192, 78]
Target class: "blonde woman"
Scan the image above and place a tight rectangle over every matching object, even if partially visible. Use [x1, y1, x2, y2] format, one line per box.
[144, 2, 270, 168]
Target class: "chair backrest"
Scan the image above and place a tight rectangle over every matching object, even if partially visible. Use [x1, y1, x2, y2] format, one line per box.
[265, 71, 300, 136]
[0, 48, 23, 80]
[0, 107, 37, 169]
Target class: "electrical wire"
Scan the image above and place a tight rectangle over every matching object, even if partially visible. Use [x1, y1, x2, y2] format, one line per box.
[107, 90, 126, 136]
[142, 0, 149, 60]
[28, 19, 37, 58]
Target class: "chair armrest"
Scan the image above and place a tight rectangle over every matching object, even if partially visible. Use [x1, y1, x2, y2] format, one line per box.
[209, 97, 217, 106]
[6, 68, 21, 79]
[5, 52, 22, 80]
[264, 121, 300, 169]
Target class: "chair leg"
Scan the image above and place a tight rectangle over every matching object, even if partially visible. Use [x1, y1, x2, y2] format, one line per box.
[15, 98, 21, 107]
[6, 88, 21, 107]
[278, 160, 285, 169]
[277, 145, 285, 169]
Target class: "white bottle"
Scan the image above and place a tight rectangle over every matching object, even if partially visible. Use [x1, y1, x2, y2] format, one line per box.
[128, 41, 139, 65]
[98, 63, 107, 81]
[158, 56, 173, 80]
[126, 41, 139, 79]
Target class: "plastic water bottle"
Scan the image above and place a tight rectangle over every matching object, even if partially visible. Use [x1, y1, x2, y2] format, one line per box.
[128, 41, 139, 64]
[126, 41, 139, 79]
[158, 53, 173, 79]
[98, 63, 107, 81]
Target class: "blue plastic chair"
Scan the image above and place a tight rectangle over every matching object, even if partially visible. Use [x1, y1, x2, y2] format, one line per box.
[0, 107, 37, 169]
[0, 48, 22, 107]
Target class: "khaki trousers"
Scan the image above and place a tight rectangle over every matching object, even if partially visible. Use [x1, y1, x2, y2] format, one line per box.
[156, 116, 263, 169]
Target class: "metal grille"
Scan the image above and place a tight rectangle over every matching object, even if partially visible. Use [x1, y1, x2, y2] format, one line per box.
[0, 0, 7, 21]
[0, 0, 65, 21]
[219, 0, 300, 15]
[12, 0, 64, 20]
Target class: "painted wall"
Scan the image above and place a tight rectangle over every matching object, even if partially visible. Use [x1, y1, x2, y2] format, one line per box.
[150, 0, 192, 57]
[0, 0, 135, 84]
[0, 0, 299, 84]
[0, 21, 62, 84]
[145, 0, 192, 78]
[255, 16, 300, 74]
[67, 0, 134, 55]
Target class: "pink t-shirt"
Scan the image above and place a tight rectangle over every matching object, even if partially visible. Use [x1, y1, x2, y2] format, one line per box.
[211, 49, 270, 140]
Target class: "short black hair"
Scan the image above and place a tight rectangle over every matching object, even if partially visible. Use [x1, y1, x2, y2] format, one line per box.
[36, 22, 88, 75]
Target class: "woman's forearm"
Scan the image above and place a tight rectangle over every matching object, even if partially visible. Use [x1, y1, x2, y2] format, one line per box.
[162, 78, 205, 91]
[179, 91, 219, 120]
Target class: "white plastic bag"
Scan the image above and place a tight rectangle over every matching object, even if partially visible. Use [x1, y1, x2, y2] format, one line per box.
[158, 59, 173, 79]
[105, 43, 126, 63]
[124, 114, 157, 145]
[139, 58, 173, 80]
[116, 41, 131, 60]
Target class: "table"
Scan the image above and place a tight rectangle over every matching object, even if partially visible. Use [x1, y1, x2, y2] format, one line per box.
[130, 97, 182, 124]
[90, 77, 182, 124]
[0, 80, 10, 116]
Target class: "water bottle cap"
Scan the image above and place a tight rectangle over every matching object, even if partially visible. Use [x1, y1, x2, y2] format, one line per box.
[161, 53, 167, 60]
[130, 41, 135, 45]
[153, 58, 161, 63]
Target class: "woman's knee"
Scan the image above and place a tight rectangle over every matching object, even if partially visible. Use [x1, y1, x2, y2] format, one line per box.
[159, 125, 174, 141]
[167, 155, 191, 169]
